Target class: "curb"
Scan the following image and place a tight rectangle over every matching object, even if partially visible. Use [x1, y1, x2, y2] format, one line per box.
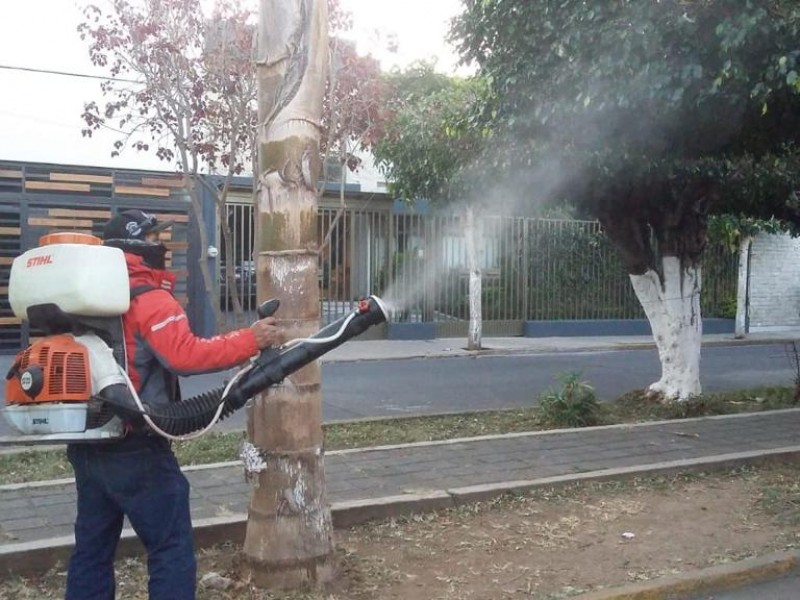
[575, 549, 800, 599]
[5, 410, 800, 489]
[3, 446, 800, 577]
[320, 336, 798, 364]
[4, 401, 800, 460]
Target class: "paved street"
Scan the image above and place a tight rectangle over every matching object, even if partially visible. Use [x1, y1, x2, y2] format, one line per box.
[0, 342, 795, 437]
[316, 343, 796, 421]
[689, 571, 800, 599]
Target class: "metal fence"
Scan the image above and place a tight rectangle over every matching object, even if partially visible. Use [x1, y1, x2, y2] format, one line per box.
[221, 203, 738, 335]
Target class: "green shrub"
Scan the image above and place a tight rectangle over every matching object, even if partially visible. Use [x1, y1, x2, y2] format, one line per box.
[538, 372, 602, 428]
[717, 295, 738, 319]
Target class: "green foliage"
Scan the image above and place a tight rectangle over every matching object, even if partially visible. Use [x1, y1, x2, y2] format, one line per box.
[430, 218, 736, 321]
[525, 222, 641, 320]
[447, 0, 800, 269]
[538, 372, 602, 428]
[699, 242, 739, 318]
[383, 61, 455, 105]
[452, 0, 800, 154]
[708, 214, 787, 252]
[374, 65, 491, 204]
[713, 150, 800, 236]
[718, 295, 739, 319]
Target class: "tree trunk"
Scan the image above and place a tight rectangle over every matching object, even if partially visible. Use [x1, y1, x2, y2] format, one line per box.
[244, 0, 333, 590]
[734, 236, 753, 339]
[465, 206, 482, 351]
[630, 256, 702, 401]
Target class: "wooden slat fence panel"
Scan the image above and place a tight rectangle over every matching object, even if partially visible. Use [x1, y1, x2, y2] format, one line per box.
[0, 161, 196, 352]
[0, 203, 22, 352]
[26, 181, 91, 193]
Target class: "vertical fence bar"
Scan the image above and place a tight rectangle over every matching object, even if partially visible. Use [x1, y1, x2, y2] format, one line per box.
[548, 220, 554, 320]
[520, 217, 526, 320]
[521, 219, 529, 321]
[343, 207, 350, 306]
[217, 203, 738, 332]
[529, 219, 536, 320]
[546, 219, 552, 319]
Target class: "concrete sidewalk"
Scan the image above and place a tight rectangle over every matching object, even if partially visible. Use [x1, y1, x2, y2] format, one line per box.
[3, 408, 800, 575]
[320, 329, 800, 363]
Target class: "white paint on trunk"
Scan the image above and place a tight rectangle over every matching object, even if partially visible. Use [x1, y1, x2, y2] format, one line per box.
[629, 257, 702, 401]
[277, 451, 328, 534]
[240, 441, 267, 474]
[278, 456, 308, 514]
[465, 206, 482, 351]
[734, 236, 753, 339]
[241, 445, 329, 535]
[264, 254, 315, 298]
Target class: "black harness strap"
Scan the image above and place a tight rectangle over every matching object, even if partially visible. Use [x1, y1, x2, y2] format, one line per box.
[127, 284, 181, 404]
[130, 284, 158, 299]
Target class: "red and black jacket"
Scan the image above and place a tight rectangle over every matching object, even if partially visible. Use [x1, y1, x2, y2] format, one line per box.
[121, 253, 258, 409]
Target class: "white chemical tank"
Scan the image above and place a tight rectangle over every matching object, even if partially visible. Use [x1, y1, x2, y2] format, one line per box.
[9, 233, 130, 318]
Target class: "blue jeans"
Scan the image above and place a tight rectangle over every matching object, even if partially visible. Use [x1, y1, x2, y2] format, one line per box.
[65, 435, 196, 600]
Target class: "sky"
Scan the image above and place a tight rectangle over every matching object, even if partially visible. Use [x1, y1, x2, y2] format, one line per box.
[339, 0, 463, 73]
[0, 0, 463, 171]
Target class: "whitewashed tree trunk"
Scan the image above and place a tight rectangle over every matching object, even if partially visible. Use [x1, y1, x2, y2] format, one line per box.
[465, 206, 482, 351]
[734, 236, 753, 339]
[629, 256, 702, 401]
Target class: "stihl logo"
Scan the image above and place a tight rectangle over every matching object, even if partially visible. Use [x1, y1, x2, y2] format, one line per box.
[26, 255, 53, 268]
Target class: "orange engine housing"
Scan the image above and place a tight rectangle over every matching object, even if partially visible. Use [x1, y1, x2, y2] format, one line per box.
[6, 335, 92, 405]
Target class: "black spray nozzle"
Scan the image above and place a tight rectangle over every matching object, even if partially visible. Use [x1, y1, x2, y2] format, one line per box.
[223, 294, 389, 406]
[105, 296, 389, 436]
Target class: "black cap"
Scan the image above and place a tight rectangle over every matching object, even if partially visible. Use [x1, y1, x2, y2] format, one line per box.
[103, 209, 174, 241]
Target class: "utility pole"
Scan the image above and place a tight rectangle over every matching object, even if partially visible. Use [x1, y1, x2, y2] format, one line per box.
[243, 0, 333, 589]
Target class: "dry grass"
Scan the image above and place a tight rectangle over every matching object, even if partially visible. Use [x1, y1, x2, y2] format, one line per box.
[4, 463, 800, 599]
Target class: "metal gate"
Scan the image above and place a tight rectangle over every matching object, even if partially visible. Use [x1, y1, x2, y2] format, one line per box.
[222, 198, 738, 337]
[219, 202, 395, 330]
[219, 201, 258, 314]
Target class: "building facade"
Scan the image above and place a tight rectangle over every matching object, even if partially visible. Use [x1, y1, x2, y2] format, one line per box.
[0, 159, 762, 354]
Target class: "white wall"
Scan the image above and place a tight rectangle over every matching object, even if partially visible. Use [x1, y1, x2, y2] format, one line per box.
[748, 232, 800, 330]
[345, 151, 389, 194]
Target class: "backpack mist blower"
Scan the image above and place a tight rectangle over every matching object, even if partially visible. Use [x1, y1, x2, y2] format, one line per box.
[1, 233, 389, 445]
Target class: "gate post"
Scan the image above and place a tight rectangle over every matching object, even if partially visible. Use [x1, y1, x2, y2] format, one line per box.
[188, 181, 220, 337]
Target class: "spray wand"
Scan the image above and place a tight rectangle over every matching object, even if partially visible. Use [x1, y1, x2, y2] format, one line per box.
[101, 295, 389, 439]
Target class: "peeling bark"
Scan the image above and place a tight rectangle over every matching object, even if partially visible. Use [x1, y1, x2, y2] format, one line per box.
[465, 206, 482, 351]
[246, 0, 332, 590]
[630, 257, 702, 401]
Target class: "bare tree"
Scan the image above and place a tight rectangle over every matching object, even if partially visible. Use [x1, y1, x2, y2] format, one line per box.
[79, 0, 257, 329]
[318, 15, 386, 255]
